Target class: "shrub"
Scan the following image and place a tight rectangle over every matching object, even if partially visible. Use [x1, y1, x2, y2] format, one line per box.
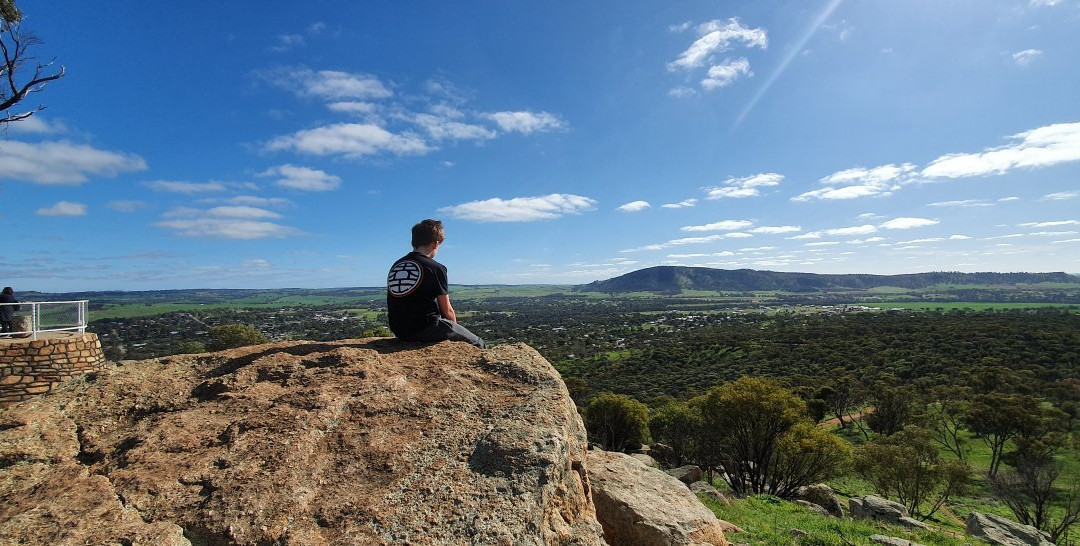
[206, 323, 268, 351]
[585, 393, 650, 452]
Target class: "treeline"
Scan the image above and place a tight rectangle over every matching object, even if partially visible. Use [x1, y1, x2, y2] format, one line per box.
[555, 308, 1080, 401]
[578, 373, 1080, 541]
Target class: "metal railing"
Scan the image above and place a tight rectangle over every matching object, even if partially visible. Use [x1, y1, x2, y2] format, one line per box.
[0, 300, 88, 340]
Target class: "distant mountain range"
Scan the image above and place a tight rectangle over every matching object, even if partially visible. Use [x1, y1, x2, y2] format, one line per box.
[576, 266, 1080, 294]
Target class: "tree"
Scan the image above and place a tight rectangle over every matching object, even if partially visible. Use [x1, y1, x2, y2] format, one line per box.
[991, 449, 1080, 544]
[206, 323, 268, 351]
[649, 399, 701, 467]
[920, 386, 971, 461]
[2, 4, 64, 126]
[696, 377, 844, 496]
[585, 393, 650, 452]
[866, 384, 916, 436]
[964, 394, 1046, 479]
[854, 426, 969, 520]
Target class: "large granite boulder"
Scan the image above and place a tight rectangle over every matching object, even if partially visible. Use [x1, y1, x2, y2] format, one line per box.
[0, 340, 605, 545]
[967, 512, 1055, 546]
[588, 449, 731, 546]
[850, 495, 908, 524]
[796, 483, 843, 517]
[667, 465, 704, 486]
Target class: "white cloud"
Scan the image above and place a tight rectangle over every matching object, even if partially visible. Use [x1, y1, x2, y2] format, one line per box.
[826, 225, 878, 236]
[270, 34, 305, 52]
[949, 235, 972, 240]
[1019, 220, 1080, 228]
[307, 22, 327, 34]
[261, 67, 393, 101]
[618, 200, 651, 212]
[662, 198, 698, 208]
[260, 164, 342, 191]
[6, 116, 67, 135]
[200, 195, 292, 208]
[1012, 49, 1043, 66]
[669, 21, 692, 33]
[412, 112, 497, 141]
[1051, 238, 1080, 244]
[922, 122, 1080, 179]
[793, 163, 915, 201]
[37, 201, 87, 217]
[701, 58, 751, 90]
[999, 196, 1021, 202]
[750, 225, 801, 234]
[668, 87, 697, 98]
[327, 101, 377, 115]
[848, 237, 885, 244]
[880, 217, 939, 230]
[1042, 191, 1078, 201]
[146, 180, 228, 194]
[706, 172, 783, 199]
[0, 140, 147, 185]
[927, 199, 993, 207]
[1030, 0, 1062, 5]
[621, 232, 751, 253]
[439, 193, 596, 222]
[681, 219, 753, 232]
[107, 200, 145, 213]
[668, 18, 767, 72]
[205, 206, 282, 220]
[267, 123, 430, 158]
[790, 232, 822, 240]
[483, 111, 565, 134]
[155, 218, 302, 239]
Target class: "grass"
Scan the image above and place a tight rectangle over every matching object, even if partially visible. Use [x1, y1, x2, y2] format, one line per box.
[704, 494, 971, 545]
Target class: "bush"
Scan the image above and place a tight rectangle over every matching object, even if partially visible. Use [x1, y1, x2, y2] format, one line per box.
[650, 399, 701, 466]
[694, 377, 845, 496]
[585, 393, 650, 452]
[206, 323, 268, 351]
[854, 426, 969, 520]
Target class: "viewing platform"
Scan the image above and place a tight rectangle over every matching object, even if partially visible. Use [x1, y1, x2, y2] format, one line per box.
[0, 301, 104, 405]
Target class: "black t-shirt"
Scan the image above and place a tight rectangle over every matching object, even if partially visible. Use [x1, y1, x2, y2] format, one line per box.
[386, 251, 449, 338]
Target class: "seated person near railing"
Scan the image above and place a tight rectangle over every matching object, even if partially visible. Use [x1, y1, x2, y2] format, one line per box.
[0, 287, 19, 333]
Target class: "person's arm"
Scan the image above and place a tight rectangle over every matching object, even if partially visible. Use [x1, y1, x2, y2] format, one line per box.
[436, 294, 457, 323]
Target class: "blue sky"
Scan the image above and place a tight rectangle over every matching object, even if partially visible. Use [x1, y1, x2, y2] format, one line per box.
[2, 0, 1079, 291]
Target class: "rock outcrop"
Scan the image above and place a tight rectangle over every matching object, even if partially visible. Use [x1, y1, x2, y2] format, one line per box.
[587, 449, 731, 546]
[967, 512, 1055, 546]
[796, 483, 843, 517]
[0, 339, 605, 545]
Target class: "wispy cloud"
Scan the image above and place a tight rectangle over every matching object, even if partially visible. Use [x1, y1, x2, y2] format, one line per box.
[668, 18, 767, 72]
[793, 164, 915, 201]
[0, 140, 147, 185]
[107, 200, 145, 213]
[927, 199, 993, 207]
[439, 194, 596, 222]
[617, 200, 651, 212]
[880, 217, 939, 230]
[482, 111, 565, 134]
[701, 58, 752, 90]
[155, 206, 300, 239]
[326, 101, 377, 115]
[750, 225, 801, 234]
[37, 201, 87, 217]
[621, 232, 752, 253]
[662, 198, 698, 209]
[1019, 220, 1080, 228]
[681, 219, 753, 232]
[267, 123, 430, 158]
[259, 67, 393, 101]
[260, 164, 342, 191]
[199, 195, 292, 208]
[706, 173, 783, 199]
[412, 110, 497, 141]
[1042, 191, 1078, 201]
[1012, 49, 1043, 66]
[922, 122, 1080, 179]
[146, 180, 228, 194]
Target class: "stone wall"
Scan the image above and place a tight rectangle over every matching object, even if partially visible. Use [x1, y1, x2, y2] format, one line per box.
[0, 334, 106, 405]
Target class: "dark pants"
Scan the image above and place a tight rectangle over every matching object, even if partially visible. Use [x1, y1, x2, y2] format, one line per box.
[402, 318, 485, 348]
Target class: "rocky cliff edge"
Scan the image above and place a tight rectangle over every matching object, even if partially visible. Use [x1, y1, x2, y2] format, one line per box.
[0, 339, 605, 545]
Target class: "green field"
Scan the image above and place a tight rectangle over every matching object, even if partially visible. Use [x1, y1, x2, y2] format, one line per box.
[865, 302, 1080, 311]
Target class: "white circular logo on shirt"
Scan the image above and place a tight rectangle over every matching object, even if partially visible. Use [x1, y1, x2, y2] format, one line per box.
[387, 260, 423, 297]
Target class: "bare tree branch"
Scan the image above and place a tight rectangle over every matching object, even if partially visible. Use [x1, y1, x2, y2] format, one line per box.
[0, 19, 63, 127]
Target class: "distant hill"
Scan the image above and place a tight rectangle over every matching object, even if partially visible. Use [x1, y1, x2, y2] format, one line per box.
[576, 266, 1080, 294]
